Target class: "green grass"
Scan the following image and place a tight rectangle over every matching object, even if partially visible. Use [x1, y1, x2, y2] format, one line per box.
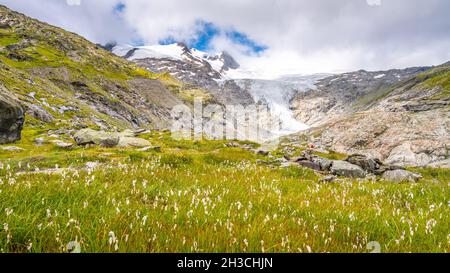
[0, 33, 19, 46]
[417, 66, 450, 100]
[313, 150, 348, 161]
[179, 88, 213, 103]
[0, 127, 448, 253]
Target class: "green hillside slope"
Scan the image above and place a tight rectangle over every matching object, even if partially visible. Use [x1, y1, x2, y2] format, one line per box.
[0, 5, 187, 134]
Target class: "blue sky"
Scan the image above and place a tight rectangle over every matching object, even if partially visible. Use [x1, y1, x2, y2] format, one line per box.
[114, 3, 266, 55]
[114, 2, 126, 14]
[159, 20, 267, 54]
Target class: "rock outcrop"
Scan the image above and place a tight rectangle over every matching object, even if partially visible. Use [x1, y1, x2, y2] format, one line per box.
[289, 63, 450, 167]
[0, 85, 24, 144]
[74, 129, 152, 148]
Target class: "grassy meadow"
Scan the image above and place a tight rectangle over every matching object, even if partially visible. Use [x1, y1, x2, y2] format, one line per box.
[0, 126, 449, 253]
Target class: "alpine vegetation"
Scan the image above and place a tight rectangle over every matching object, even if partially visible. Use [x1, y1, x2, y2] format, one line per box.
[0, 2, 449, 254]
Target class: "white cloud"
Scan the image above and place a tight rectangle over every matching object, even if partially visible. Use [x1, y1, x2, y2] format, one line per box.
[0, 0, 134, 44]
[1, 0, 449, 76]
[366, 0, 382, 6]
[66, 0, 81, 6]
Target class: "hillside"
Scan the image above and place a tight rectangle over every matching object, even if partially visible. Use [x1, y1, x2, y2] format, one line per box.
[0, 4, 190, 144]
[289, 64, 450, 167]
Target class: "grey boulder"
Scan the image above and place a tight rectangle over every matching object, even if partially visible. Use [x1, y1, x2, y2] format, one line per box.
[117, 137, 152, 147]
[298, 160, 322, 171]
[331, 160, 366, 178]
[315, 157, 333, 172]
[319, 175, 337, 183]
[74, 129, 120, 147]
[74, 129, 152, 148]
[382, 170, 422, 183]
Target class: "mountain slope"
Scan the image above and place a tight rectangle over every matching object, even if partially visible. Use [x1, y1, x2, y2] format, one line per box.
[291, 67, 431, 126]
[288, 64, 450, 167]
[0, 5, 186, 141]
[113, 43, 255, 106]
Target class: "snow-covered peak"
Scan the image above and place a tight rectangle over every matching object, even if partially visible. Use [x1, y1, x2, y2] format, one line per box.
[112, 43, 240, 77]
[113, 43, 188, 61]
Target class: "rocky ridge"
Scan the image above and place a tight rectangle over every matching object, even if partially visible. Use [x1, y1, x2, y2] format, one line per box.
[291, 67, 432, 126]
[289, 64, 450, 167]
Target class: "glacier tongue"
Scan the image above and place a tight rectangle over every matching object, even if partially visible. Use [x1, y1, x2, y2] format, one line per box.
[235, 74, 327, 136]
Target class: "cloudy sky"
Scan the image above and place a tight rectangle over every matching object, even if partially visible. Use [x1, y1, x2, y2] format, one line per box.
[1, 0, 450, 77]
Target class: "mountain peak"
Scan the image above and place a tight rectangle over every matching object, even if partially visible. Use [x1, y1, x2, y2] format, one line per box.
[176, 42, 190, 52]
[208, 51, 240, 71]
[112, 43, 240, 78]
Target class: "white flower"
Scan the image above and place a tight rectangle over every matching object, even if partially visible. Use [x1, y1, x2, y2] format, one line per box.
[142, 215, 148, 226]
[108, 231, 116, 245]
[5, 208, 13, 216]
[425, 219, 437, 235]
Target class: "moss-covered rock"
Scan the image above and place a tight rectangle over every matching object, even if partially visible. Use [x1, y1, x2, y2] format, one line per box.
[74, 128, 119, 147]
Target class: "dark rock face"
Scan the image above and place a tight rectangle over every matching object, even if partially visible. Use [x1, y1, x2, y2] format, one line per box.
[0, 87, 25, 144]
[346, 154, 381, 173]
[134, 57, 254, 106]
[402, 100, 450, 112]
[97, 42, 117, 52]
[208, 51, 240, 71]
